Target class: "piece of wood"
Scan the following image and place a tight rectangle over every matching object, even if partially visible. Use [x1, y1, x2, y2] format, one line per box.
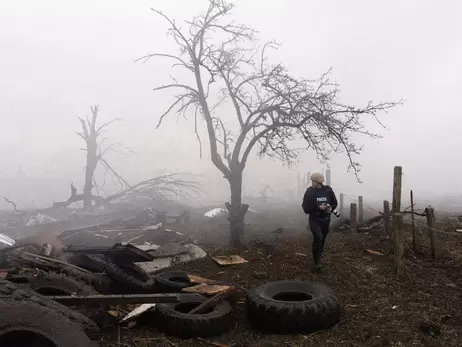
[187, 275, 215, 284]
[339, 193, 344, 215]
[425, 207, 437, 258]
[392, 213, 404, 275]
[392, 166, 403, 213]
[182, 283, 231, 296]
[410, 190, 417, 250]
[358, 196, 364, 223]
[212, 255, 247, 265]
[350, 203, 357, 233]
[188, 287, 235, 314]
[383, 200, 391, 236]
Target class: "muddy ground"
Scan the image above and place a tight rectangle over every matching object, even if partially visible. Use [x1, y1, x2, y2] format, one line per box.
[94, 207, 461, 347]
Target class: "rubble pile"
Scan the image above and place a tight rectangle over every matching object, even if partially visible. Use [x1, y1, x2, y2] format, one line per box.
[0, 207, 341, 346]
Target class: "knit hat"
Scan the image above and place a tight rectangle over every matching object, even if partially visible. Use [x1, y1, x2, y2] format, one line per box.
[310, 172, 324, 184]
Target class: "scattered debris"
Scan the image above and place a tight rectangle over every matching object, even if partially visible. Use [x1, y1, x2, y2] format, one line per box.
[143, 222, 163, 230]
[182, 283, 231, 295]
[365, 249, 384, 256]
[0, 232, 15, 247]
[25, 213, 57, 226]
[136, 244, 207, 273]
[212, 255, 248, 266]
[120, 303, 156, 324]
[204, 208, 227, 218]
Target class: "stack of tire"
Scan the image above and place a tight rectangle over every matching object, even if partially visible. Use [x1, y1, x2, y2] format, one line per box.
[0, 279, 98, 347]
[68, 254, 235, 339]
[1, 246, 342, 341]
[152, 270, 234, 338]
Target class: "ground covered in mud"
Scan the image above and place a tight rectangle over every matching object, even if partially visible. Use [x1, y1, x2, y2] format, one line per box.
[98, 221, 462, 347]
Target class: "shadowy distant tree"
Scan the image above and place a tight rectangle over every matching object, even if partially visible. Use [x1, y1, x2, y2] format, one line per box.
[139, 0, 401, 247]
[75, 104, 129, 209]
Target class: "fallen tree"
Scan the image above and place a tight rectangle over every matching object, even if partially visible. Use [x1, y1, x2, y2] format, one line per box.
[4, 173, 201, 215]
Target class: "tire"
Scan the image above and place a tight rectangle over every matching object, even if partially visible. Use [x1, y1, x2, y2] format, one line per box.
[10, 251, 106, 291]
[84, 255, 155, 292]
[0, 299, 97, 347]
[24, 272, 114, 331]
[66, 254, 107, 273]
[0, 279, 100, 339]
[156, 295, 233, 338]
[154, 270, 193, 292]
[246, 280, 341, 334]
[26, 272, 97, 296]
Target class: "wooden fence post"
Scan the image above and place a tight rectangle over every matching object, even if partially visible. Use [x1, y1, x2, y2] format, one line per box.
[393, 213, 404, 274]
[392, 166, 403, 213]
[358, 196, 363, 224]
[425, 207, 437, 258]
[383, 200, 391, 236]
[340, 193, 344, 215]
[350, 203, 357, 233]
[410, 190, 417, 250]
[326, 169, 331, 186]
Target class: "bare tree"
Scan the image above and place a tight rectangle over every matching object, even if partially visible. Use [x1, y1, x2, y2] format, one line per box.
[139, 0, 401, 247]
[76, 105, 129, 208]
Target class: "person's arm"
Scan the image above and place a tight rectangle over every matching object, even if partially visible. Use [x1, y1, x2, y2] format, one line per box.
[302, 188, 317, 214]
[329, 188, 338, 210]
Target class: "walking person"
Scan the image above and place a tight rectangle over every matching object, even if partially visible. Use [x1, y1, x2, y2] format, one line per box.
[302, 172, 338, 272]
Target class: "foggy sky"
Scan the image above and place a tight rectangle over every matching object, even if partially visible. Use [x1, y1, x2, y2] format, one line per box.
[1, 0, 461, 209]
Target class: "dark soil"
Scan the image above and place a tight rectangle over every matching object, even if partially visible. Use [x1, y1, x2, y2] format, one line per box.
[97, 220, 462, 347]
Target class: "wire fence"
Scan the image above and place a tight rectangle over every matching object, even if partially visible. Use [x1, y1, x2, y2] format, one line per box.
[403, 213, 462, 260]
[337, 190, 462, 262]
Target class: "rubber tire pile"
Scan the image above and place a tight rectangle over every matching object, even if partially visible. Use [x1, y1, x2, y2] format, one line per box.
[0, 279, 98, 347]
[0, 246, 342, 344]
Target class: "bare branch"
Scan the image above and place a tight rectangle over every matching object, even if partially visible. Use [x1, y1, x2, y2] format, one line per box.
[143, 0, 402, 185]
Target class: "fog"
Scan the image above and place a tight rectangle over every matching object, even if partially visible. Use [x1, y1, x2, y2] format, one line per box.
[1, 0, 461, 211]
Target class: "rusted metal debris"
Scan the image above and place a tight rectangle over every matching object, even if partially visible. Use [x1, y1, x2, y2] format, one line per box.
[40, 293, 202, 305]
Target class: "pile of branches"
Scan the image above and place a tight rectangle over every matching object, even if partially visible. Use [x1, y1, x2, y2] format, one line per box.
[106, 172, 201, 205]
[4, 172, 201, 213]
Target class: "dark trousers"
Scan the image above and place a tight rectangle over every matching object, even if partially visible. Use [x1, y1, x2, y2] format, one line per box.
[309, 218, 331, 265]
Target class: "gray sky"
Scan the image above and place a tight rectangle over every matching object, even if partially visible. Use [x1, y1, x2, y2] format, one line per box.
[1, 0, 461, 208]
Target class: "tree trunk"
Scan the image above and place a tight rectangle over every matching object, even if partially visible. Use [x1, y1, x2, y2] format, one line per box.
[83, 141, 97, 209]
[225, 170, 249, 248]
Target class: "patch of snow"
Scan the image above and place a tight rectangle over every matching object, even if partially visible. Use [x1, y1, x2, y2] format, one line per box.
[143, 222, 162, 231]
[25, 213, 57, 226]
[204, 208, 227, 218]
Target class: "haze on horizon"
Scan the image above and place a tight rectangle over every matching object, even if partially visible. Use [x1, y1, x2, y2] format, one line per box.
[1, 0, 461, 210]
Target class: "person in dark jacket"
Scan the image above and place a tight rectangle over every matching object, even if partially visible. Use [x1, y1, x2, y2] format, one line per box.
[302, 172, 338, 272]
